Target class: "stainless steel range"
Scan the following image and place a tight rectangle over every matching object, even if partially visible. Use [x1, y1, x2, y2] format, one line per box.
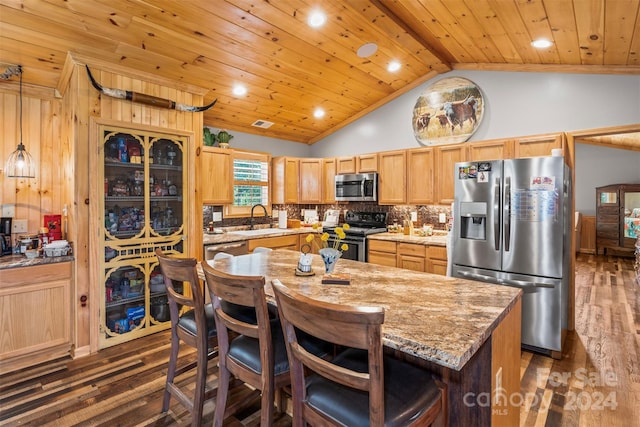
[323, 211, 387, 262]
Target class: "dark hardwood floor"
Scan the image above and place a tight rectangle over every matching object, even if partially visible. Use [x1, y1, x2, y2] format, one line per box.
[1, 254, 638, 426]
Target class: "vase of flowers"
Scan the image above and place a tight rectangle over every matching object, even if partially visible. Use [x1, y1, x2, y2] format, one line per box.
[306, 223, 350, 273]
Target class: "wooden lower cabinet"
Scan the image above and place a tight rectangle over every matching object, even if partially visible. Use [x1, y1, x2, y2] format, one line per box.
[248, 235, 299, 252]
[397, 243, 426, 272]
[0, 262, 73, 372]
[368, 240, 397, 267]
[426, 246, 448, 275]
[369, 239, 448, 275]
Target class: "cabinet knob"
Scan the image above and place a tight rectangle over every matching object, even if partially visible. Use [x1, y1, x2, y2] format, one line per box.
[80, 295, 88, 307]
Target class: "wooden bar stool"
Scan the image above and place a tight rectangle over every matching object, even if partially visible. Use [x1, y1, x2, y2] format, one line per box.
[272, 279, 447, 427]
[155, 249, 218, 427]
[201, 261, 289, 426]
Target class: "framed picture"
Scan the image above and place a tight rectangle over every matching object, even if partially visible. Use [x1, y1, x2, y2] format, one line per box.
[412, 77, 484, 146]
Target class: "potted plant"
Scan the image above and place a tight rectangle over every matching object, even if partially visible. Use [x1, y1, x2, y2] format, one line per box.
[217, 129, 234, 148]
[203, 127, 217, 146]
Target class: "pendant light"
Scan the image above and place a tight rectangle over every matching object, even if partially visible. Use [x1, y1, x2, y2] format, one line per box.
[5, 65, 36, 178]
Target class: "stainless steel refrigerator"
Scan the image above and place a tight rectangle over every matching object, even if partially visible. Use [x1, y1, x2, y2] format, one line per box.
[451, 156, 571, 356]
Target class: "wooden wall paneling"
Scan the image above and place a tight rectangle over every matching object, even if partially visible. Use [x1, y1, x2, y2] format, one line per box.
[1, 92, 18, 206]
[73, 64, 92, 355]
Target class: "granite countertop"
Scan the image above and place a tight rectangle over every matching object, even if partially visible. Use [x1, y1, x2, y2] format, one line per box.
[0, 254, 75, 270]
[203, 226, 318, 246]
[201, 249, 521, 371]
[368, 231, 448, 246]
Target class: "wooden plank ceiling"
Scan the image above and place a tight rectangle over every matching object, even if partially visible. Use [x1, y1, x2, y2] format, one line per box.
[1, 0, 640, 144]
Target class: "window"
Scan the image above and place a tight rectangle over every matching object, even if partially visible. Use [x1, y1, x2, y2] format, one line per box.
[224, 150, 270, 217]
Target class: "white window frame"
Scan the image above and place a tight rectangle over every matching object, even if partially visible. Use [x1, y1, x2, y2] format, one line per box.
[224, 149, 271, 218]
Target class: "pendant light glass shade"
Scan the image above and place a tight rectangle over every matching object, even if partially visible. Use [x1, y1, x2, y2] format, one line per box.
[5, 142, 35, 178]
[5, 65, 35, 178]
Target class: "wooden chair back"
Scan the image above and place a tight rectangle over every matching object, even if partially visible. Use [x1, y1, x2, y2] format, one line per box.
[155, 248, 207, 334]
[271, 279, 387, 426]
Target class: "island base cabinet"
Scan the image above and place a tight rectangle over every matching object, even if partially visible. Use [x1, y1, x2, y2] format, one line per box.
[386, 298, 521, 426]
[0, 262, 73, 373]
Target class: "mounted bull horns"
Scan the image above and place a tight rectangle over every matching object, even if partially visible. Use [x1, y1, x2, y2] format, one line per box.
[85, 65, 217, 112]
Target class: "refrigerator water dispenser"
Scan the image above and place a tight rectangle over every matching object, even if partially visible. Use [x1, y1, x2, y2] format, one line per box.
[459, 202, 486, 240]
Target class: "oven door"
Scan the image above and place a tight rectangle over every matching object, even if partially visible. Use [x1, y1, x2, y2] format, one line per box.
[328, 235, 366, 262]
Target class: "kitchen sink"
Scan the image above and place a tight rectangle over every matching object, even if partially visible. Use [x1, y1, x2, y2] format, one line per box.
[228, 228, 287, 237]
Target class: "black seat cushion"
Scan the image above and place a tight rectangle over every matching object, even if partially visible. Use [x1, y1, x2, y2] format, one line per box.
[228, 319, 333, 376]
[221, 300, 258, 324]
[305, 348, 442, 427]
[177, 303, 217, 339]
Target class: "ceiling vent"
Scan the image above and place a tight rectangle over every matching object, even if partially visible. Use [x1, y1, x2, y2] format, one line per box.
[251, 119, 274, 129]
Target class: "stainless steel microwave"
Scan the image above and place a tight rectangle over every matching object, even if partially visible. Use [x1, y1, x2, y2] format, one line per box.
[335, 173, 377, 202]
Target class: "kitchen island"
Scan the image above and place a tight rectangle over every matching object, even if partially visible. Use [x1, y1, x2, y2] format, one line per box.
[203, 249, 522, 426]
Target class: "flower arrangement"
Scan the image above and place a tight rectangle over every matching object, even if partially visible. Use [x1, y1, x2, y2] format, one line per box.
[305, 223, 350, 252]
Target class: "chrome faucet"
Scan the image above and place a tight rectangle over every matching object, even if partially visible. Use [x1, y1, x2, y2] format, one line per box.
[249, 203, 270, 230]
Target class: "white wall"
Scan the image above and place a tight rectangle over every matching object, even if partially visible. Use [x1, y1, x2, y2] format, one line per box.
[310, 70, 640, 157]
[205, 127, 312, 157]
[575, 144, 640, 215]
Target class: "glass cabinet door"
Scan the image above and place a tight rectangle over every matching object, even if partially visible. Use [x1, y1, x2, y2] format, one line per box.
[99, 125, 187, 348]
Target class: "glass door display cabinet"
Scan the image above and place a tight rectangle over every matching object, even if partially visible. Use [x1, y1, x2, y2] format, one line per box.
[98, 124, 188, 348]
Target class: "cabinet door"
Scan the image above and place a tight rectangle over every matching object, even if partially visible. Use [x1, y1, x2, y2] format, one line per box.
[435, 145, 468, 205]
[378, 150, 407, 205]
[397, 243, 426, 271]
[426, 246, 448, 275]
[514, 133, 563, 158]
[322, 158, 336, 203]
[299, 158, 322, 203]
[468, 139, 514, 161]
[336, 156, 356, 174]
[99, 125, 188, 349]
[357, 154, 378, 172]
[368, 240, 397, 267]
[201, 146, 233, 204]
[272, 157, 299, 204]
[407, 147, 435, 204]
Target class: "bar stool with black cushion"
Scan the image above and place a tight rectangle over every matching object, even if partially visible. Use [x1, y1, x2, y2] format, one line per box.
[155, 249, 218, 427]
[201, 262, 332, 427]
[272, 279, 447, 427]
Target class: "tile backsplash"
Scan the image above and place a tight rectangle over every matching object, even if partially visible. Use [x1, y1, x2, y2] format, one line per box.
[203, 203, 451, 231]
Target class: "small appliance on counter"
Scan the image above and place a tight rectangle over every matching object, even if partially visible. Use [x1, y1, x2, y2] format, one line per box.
[1, 217, 12, 256]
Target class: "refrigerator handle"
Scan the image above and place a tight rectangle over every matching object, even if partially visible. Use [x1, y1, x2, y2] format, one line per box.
[504, 176, 511, 252]
[494, 177, 500, 250]
[499, 278, 555, 289]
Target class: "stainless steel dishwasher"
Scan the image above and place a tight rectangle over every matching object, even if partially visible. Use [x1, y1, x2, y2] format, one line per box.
[204, 240, 249, 261]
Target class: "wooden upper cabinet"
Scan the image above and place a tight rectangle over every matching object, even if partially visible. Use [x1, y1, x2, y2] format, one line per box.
[514, 133, 564, 158]
[336, 154, 377, 174]
[201, 146, 233, 204]
[468, 138, 514, 161]
[378, 150, 407, 205]
[299, 158, 322, 204]
[336, 156, 356, 174]
[357, 153, 378, 172]
[272, 157, 299, 204]
[407, 147, 435, 205]
[322, 158, 337, 203]
[435, 144, 468, 205]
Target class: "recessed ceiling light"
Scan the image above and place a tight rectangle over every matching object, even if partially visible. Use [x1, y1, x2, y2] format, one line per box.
[313, 108, 325, 119]
[232, 84, 247, 96]
[388, 61, 401, 72]
[531, 38, 553, 49]
[357, 42, 378, 58]
[307, 10, 326, 28]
